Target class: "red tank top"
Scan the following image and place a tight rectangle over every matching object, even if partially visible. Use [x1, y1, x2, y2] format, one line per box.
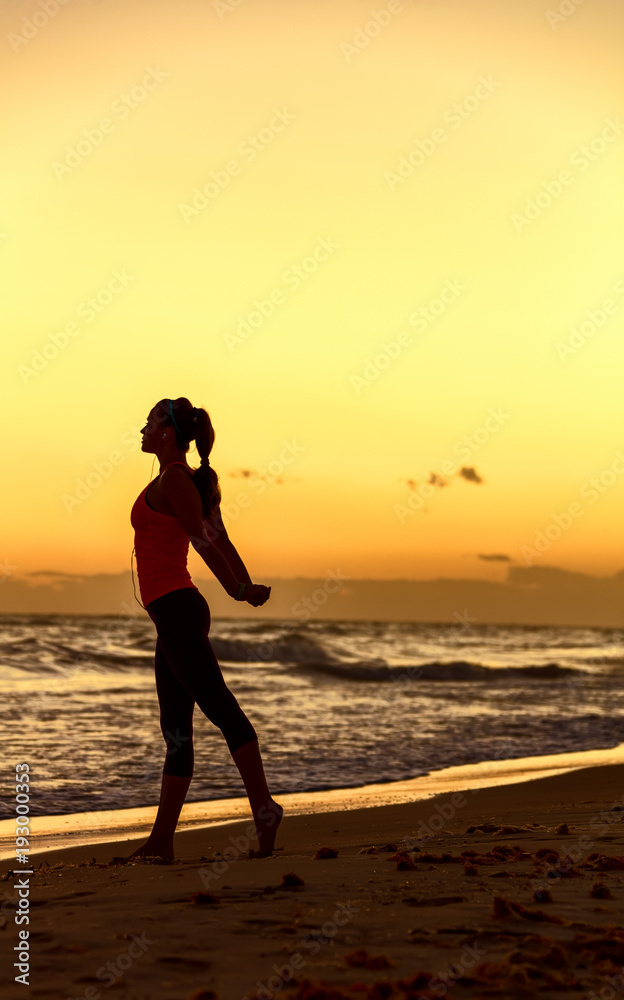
[130, 462, 199, 607]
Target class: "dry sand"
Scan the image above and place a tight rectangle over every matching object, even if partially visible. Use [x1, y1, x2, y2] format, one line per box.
[2, 761, 624, 1000]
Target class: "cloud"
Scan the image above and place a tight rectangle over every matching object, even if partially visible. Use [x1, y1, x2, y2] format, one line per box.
[228, 468, 291, 484]
[459, 466, 484, 484]
[427, 472, 447, 488]
[27, 570, 85, 578]
[25, 569, 87, 591]
[400, 464, 485, 495]
[477, 553, 512, 562]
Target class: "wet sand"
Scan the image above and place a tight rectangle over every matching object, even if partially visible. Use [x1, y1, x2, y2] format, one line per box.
[2, 742, 623, 862]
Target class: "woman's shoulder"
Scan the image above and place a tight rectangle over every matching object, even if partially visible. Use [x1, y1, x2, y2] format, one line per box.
[161, 462, 194, 477]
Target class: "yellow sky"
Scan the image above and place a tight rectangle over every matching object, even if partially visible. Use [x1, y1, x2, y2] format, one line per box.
[2, 0, 623, 586]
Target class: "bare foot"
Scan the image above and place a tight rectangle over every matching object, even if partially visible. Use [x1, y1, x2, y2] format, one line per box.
[251, 799, 284, 858]
[125, 839, 174, 862]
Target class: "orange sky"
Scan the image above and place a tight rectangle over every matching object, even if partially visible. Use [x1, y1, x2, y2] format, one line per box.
[1, 0, 623, 591]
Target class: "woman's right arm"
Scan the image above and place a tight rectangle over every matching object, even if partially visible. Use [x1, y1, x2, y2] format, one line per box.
[192, 530, 241, 598]
[203, 506, 270, 606]
[205, 512, 252, 585]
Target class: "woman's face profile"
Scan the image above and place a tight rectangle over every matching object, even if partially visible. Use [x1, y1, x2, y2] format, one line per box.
[141, 405, 166, 453]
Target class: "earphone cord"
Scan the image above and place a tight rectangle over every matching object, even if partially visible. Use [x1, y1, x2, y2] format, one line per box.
[131, 455, 156, 611]
[131, 547, 146, 611]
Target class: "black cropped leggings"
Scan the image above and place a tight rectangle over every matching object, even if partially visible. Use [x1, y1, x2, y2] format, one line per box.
[146, 587, 257, 777]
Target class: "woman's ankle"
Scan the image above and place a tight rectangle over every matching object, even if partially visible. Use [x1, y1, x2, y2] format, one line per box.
[146, 836, 173, 851]
[251, 799, 283, 856]
[251, 795, 279, 818]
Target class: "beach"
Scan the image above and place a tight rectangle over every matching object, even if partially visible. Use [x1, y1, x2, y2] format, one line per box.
[3, 750, 624, 1000]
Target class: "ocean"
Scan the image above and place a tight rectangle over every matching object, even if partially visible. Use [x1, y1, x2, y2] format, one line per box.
[1, 613, 623, 819]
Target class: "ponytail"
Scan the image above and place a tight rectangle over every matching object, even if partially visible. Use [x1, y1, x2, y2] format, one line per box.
[191, 407, 221, 517]
[159, 397, 222, 517]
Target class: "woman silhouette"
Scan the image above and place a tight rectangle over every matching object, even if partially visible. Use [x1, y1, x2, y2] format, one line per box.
[128, 396, 282, 860]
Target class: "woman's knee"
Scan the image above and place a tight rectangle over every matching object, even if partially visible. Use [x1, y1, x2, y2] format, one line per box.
[195, 684, 239, 725]
[160, 721, 194, 774]
[162, 745, 194, 777]
[196, 692, 257, 747]
[163, 755, 194, 778]
[226, 725, 258, 754]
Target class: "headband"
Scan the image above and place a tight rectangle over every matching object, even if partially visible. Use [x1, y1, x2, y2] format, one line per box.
[168, 399, 183, 438]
